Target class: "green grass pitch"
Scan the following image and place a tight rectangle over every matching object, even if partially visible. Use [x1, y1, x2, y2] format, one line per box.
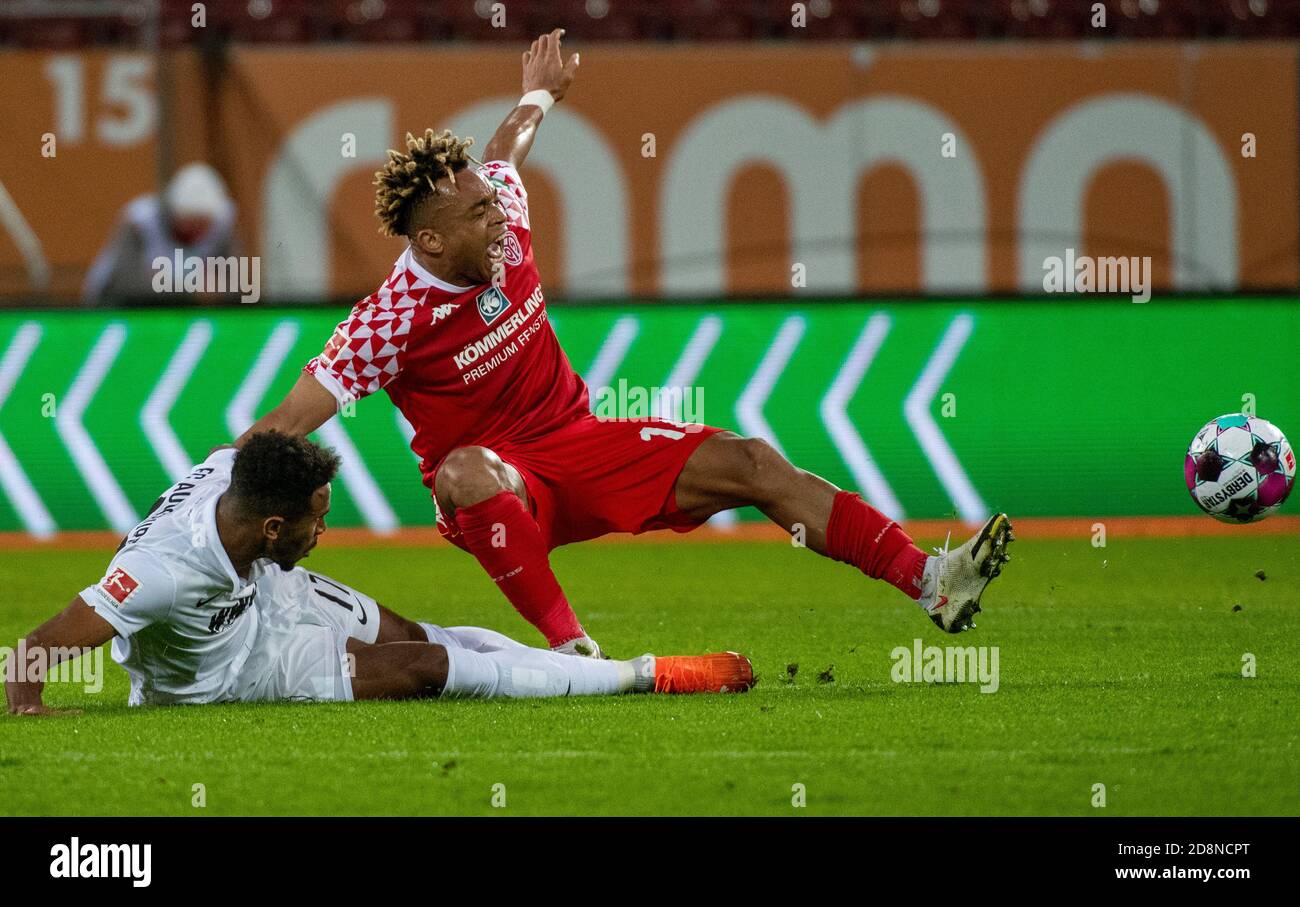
[1, 535, 1296, 816]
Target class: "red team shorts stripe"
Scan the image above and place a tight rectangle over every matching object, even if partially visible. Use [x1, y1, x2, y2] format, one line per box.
[435, 414, 723, 552]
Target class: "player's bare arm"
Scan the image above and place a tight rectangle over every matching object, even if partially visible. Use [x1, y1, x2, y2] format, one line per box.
[234, 372, 337, 447]
[483, 28, 579, 168]
[4, 596, 115, 716]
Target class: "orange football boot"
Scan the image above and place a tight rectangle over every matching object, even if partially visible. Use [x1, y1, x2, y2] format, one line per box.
[653, 652, 756, 693]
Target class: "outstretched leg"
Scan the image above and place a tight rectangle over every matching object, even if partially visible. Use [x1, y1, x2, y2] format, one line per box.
[672, 432, 1013, 632]
[345, 637, 754, 700]
[673, 432, 929, 596]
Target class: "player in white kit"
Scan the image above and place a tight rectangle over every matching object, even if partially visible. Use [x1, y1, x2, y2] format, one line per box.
[5, 433, 754, 715]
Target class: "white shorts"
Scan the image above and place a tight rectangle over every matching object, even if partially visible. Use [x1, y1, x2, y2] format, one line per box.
[236, 571, 382, 703]
[299, 570, 381, 646]
[257, 623, 354, 703]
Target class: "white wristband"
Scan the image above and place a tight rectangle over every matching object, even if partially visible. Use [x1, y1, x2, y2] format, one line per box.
[519, 89, 555, 116]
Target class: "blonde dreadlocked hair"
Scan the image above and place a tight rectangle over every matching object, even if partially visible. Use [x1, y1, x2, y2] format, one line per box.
[373, 128, 481, 238]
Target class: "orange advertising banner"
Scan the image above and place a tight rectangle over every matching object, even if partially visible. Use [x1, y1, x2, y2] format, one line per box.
[0, 43, 1295, 300]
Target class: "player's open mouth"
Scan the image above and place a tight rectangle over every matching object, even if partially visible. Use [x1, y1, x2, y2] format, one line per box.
[486, 234, 506, 264]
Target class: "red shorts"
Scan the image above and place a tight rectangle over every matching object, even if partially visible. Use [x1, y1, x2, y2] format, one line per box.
[435, 415, 724, 552]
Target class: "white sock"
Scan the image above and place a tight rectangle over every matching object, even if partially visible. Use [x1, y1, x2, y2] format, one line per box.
[440, 645, 638, 699]
[916, 556, 939, 611]
[442, 625, 530, 653]
[422, 623, 532, 653]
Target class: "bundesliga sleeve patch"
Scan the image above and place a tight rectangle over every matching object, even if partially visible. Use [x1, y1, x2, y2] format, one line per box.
[319, 328, 348, 366]
[100, 567, 140, 606]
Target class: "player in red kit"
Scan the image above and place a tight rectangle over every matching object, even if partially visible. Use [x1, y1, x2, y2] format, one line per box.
[239, 29, 1014, 661]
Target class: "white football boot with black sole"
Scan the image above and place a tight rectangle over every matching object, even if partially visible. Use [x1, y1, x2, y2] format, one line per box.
[917, 513, 1014, 633]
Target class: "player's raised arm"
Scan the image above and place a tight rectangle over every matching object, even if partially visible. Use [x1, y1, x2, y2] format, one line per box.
[482, 28, 579, 169]
[4, 597, 115, 716]
[235, 373, 337, 447]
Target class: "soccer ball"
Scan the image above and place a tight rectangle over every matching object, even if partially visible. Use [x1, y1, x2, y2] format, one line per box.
[1185, 414, 1295, 523]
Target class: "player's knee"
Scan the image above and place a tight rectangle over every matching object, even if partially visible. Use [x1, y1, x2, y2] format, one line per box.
[436, 446, 515, 511]
[351, 640, 450, 701]
[389, 643, 450, 699]
[415, 644, 451, 698]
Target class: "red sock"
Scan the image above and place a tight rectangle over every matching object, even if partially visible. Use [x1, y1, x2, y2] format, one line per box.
[824, 491, 928, 599]
[454, 491, 585, 646]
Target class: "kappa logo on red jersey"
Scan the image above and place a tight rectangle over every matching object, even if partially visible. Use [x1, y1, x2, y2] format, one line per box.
[101, 567, 140, 606]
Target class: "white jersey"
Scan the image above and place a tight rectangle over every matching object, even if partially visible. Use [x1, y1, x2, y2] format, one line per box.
[80, 449, 314, 705]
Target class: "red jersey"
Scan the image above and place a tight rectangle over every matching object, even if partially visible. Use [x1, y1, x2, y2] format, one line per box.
[303, 160, 589, 488]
